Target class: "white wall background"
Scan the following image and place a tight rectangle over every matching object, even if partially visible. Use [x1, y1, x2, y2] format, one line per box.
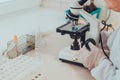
[0, 0, 41, 15]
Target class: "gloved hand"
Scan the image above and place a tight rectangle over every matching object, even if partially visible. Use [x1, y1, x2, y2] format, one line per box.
[75, 43, 106, 70]
[98, 30, 112, 50]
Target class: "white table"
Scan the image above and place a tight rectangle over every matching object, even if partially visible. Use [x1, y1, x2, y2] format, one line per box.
[27, 30, 95, 80]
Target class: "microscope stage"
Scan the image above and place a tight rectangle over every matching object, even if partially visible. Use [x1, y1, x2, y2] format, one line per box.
[56, 22, 89, 35]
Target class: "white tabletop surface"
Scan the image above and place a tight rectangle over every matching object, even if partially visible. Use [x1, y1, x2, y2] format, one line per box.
[26, 30, 95, 80]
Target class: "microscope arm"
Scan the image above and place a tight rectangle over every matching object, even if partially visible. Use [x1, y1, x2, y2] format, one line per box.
[79, 9, 100, 44]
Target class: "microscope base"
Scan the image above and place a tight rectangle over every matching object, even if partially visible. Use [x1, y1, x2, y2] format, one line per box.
[58, 47, 85, 67]
[59, 58, 84, 67]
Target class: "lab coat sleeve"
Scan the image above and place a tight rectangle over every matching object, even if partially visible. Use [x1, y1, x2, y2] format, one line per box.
[91, 59, 120, 80]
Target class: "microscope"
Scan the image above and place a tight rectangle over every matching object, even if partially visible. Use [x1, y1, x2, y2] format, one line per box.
[56, 0, 100, 65]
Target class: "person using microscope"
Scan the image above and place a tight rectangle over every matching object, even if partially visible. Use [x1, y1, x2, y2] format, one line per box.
[76, 0, 120, 80]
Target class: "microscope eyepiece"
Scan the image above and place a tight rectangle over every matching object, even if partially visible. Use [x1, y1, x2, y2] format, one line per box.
[78, 0, 88, 5]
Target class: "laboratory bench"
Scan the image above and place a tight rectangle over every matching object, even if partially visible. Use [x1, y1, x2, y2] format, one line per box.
[26, 30, 95, 80]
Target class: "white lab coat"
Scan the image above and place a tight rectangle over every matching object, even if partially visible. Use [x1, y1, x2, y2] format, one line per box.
[91, 26, 120, 80]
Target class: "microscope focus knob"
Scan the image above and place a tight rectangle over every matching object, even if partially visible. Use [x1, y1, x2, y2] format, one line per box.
[85, 38, 96, 51]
